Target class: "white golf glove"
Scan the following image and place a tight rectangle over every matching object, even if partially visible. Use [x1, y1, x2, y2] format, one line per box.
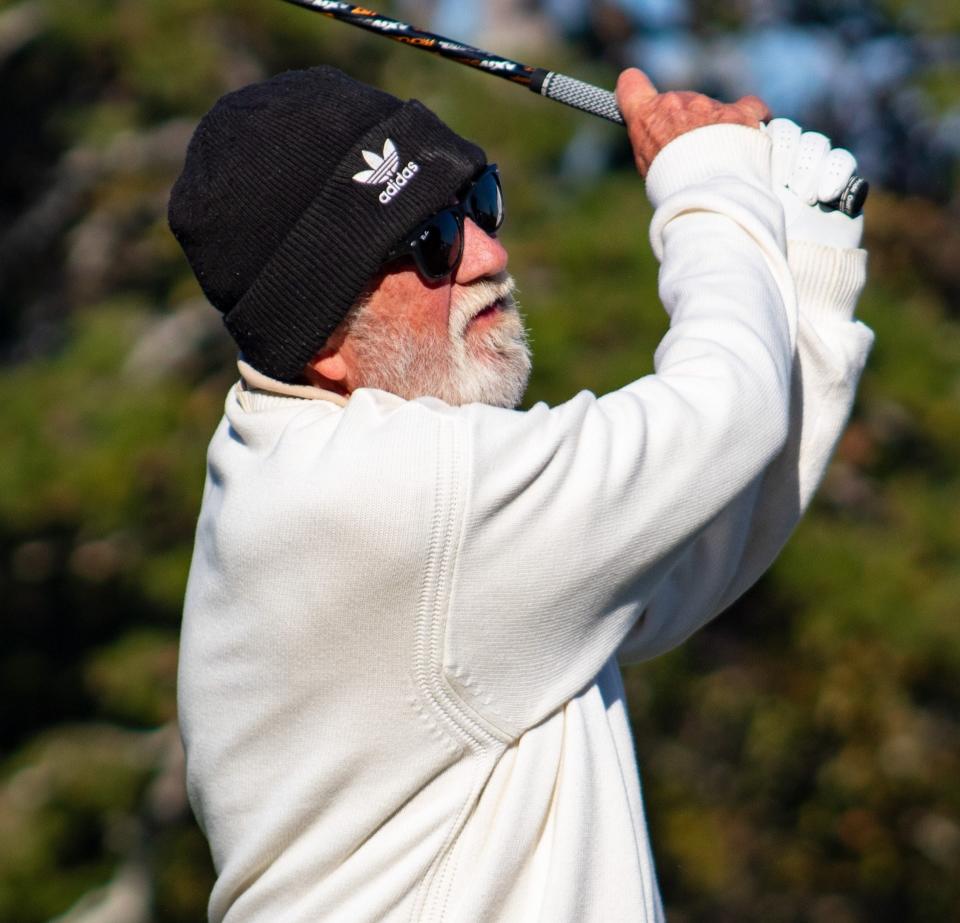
[763, 117, 864, 250]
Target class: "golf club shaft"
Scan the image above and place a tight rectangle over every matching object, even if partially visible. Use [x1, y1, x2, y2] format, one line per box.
[278, 0, 625, 123]
[278, 0, 868, 216]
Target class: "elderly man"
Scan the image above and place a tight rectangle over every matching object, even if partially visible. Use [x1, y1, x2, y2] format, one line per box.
[169, 65, 872, 922]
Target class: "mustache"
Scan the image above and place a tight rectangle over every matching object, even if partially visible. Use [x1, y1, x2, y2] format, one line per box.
[449, 272, 518, 338]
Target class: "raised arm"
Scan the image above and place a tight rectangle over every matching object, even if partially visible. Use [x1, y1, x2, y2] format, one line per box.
[619, 118, 874, 662]
[441, 74, 800, 737]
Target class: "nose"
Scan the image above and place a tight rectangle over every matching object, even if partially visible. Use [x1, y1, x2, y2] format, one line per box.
[454, 218, 508, 284]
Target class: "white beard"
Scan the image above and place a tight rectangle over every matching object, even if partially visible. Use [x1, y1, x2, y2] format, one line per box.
[346, 272, 532, 408]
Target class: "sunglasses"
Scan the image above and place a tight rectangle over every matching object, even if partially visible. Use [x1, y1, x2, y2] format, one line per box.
[383, 164, 504, 281]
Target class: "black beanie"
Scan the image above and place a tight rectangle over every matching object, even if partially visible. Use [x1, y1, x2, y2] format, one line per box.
[168, 66, 487, 382]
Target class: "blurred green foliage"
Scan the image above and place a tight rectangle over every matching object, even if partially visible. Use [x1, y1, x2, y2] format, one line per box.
[1, 0, 959, 921]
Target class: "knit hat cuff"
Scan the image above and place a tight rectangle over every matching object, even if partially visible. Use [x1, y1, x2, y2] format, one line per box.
[225, 101, 486, 382]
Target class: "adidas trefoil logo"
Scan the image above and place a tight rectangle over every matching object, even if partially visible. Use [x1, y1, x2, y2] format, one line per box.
[352, 138, 420, 205]
[352, 138, 400, 184]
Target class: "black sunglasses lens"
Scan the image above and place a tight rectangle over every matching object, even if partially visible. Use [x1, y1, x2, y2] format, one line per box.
[393, 168, 501, 281]
[467, 170, 503, 233]
[413, 209, 463, 279]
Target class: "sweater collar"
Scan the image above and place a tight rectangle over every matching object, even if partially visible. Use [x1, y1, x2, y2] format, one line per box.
[237, 359, 349, 407]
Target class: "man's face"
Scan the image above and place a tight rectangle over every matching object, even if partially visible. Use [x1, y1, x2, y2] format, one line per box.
[335, 216, 532, 408]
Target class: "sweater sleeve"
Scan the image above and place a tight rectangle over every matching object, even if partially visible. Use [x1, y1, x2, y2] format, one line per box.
[617, 240, 874, 662]
[440, 125, 799, 739]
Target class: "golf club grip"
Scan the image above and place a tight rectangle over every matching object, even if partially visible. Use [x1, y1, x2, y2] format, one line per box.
[534, 71, 867, 217]
[536, 71, 624, 125]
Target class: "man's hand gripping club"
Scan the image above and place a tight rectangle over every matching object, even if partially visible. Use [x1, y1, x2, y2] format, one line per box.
[615, 68, 771, 177]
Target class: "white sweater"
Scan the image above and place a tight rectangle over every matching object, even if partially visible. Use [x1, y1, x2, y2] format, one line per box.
[178, 125, 873, 923]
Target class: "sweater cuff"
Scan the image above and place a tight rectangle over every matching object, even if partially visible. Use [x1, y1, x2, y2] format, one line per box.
[788, 241, 868, 324]
[644, 124, 772, 208]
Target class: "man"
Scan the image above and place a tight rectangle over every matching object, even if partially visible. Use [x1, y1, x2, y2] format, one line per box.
[170, 65, 873, 922]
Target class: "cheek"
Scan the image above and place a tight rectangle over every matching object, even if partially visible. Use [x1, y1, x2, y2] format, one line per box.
[379, 273, 452, 336]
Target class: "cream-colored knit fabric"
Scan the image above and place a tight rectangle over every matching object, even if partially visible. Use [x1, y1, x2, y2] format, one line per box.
[178, 125, 873, 923]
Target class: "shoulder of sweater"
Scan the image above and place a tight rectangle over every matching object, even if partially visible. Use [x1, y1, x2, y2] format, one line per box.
[224, 373, 606, 467]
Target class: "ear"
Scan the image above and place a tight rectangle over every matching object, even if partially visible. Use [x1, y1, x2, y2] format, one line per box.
[307, 348, 348, 383]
